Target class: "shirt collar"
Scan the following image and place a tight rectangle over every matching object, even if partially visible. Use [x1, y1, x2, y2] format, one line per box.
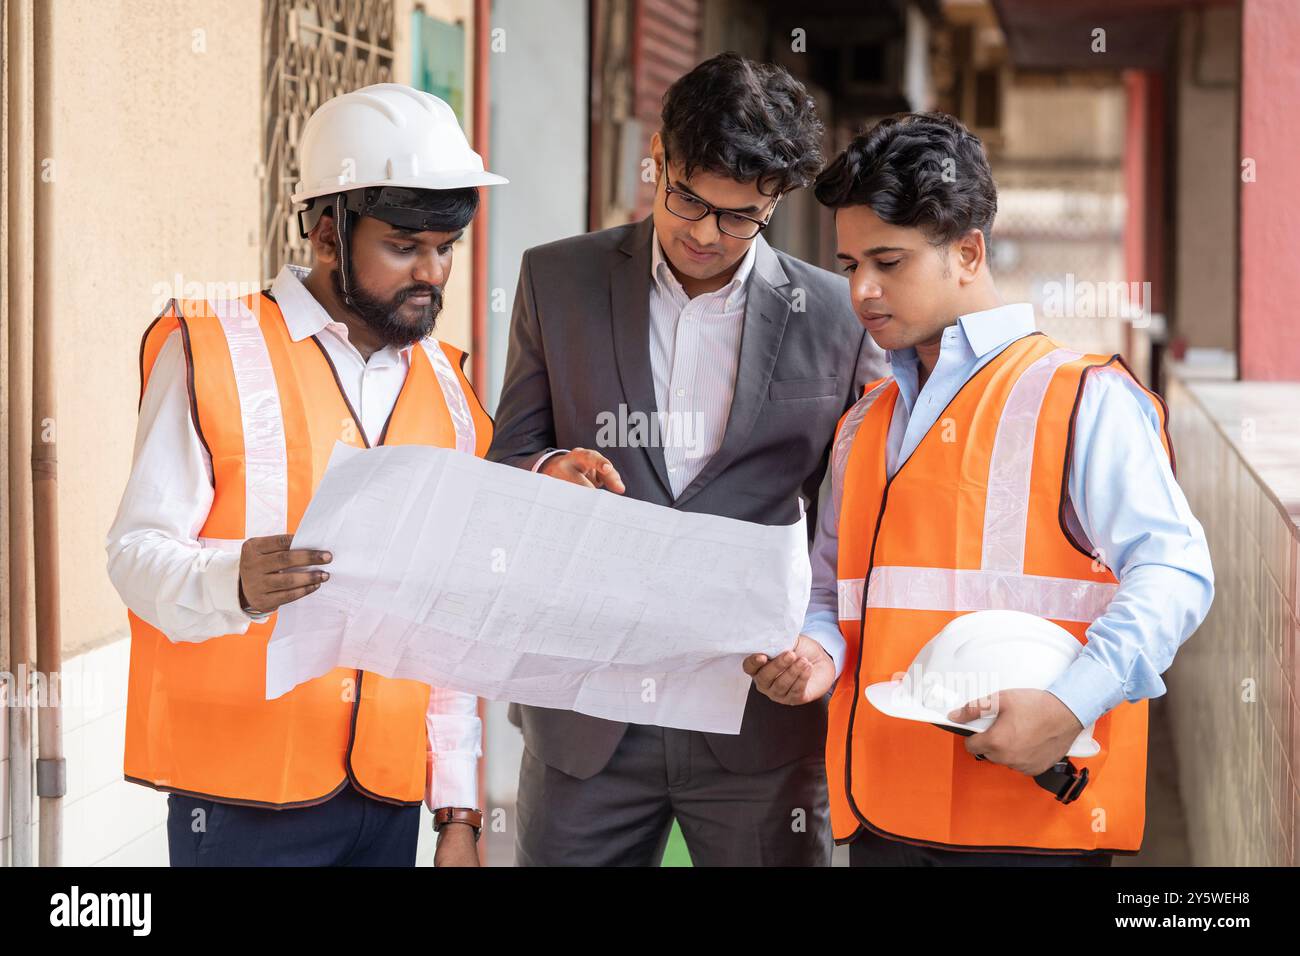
[270, 264, 332, 342]
[650, 227, 757, 310]
[886, 302, 1037, 366]
[956, 302, 1037, 357]
[269, 263, 415, 359]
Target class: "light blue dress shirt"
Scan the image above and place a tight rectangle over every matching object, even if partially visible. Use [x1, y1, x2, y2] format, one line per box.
[802, 303, 1215, 728]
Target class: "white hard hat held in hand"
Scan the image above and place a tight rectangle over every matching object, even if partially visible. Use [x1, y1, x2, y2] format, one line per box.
[864, 609, 1101, 759]
[292, 82, 508, 203]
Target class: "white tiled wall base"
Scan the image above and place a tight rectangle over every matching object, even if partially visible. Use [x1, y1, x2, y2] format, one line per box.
[3, 631, 447, 867]
[10, 635, 171, 866]
[1166, 374, 1300, 866]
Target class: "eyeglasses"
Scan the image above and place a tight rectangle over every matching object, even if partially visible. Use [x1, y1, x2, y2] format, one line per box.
[659, 155, 779, 240]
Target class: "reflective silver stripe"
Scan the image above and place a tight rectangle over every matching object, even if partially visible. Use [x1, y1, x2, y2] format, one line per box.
[836, 346, 1113, 626]
[981, 348, 1081, 572]
[209, 298, 288, 537]
[830, 380, 892, 517]
[850, 566, 1117, 623]
[837, 577, 865, 621]
[419, 339, 478, 455]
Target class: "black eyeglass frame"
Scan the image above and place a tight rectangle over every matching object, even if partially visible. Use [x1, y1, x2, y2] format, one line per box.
[658, 151, 781, 240]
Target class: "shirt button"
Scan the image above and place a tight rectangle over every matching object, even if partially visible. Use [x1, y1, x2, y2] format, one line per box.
[676, 388, 685, 397]
[667, 466, 677, 473]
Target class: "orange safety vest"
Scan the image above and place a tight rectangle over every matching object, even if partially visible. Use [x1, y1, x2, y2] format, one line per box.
[827, 332, 1173, 854]
[123, 292, 493, 807]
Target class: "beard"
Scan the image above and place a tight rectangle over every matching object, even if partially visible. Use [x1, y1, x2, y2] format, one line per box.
[331, 268, 443, 348]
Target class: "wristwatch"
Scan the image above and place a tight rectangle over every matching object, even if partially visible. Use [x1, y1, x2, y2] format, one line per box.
[433, 806, 483, 840]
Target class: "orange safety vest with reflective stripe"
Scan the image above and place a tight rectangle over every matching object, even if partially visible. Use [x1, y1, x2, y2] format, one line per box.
[827, 332, 1173, 853]
[123, 292, 493, 808]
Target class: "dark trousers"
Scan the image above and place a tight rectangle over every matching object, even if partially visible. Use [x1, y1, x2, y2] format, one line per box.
[166, 784, 421, 867]
[516, 723, 832, 866]
[849, 827, 1113, 867]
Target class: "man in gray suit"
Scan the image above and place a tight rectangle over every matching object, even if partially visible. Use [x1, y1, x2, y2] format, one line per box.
[489, 53, 886, 866]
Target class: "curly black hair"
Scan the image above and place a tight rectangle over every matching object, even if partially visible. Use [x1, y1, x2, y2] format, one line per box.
[661, 52, 825, 198]
[813, 112, 998, 244]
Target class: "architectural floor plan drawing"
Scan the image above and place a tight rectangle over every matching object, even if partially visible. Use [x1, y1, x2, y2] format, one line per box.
[266, 443, 811, 733]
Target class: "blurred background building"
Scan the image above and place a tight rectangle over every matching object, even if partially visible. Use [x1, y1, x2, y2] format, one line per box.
[2, 0, 1296, 867]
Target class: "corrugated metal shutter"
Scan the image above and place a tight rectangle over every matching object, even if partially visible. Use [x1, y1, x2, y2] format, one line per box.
[631, 0, 700, 217]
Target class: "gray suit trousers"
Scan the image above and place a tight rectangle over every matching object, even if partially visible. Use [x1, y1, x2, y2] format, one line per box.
[515, 724, 831, 866]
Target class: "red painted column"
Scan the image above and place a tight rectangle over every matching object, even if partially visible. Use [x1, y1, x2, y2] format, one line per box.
[1239, 0, 1300, 380]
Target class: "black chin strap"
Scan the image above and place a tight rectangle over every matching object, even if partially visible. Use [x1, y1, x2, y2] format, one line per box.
[332, 193, 356, 308]
[1033, 759, 1090, 804]
[934, 724, 1091, 805]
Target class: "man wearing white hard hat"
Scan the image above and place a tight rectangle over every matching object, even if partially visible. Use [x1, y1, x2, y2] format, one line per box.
[745, 112, 1213, 865]
[108, 84, 505, 866]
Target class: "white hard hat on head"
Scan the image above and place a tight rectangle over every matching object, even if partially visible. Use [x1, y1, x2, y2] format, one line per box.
[864, 609, 1100, 758]
[291, 82, 507, 203]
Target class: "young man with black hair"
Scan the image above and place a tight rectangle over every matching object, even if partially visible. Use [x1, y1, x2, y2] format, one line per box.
[751, 111, 1212, 865]
[490, 52, 886, 866]
[109, 85, 502, 866]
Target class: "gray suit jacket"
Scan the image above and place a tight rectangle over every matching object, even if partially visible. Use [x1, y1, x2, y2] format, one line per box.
[489, 216, 886, 778]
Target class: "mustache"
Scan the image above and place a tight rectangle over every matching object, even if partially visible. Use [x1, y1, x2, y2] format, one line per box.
[395, 284, 442, 306]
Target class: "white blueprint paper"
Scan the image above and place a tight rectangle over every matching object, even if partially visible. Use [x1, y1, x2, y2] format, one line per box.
[266, 443, 810, 734]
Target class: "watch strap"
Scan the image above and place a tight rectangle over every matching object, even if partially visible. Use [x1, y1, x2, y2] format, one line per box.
[434, 806, 483, 837]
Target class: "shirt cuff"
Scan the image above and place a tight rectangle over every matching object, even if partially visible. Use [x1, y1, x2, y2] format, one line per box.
[531, 449, 568, 473]
[425, 708, 483, 811]
[205, 549, 267, 628]
[426, 752, 480, 812]
[1046, 652, 1128, 729]
[801, 618, 847, 679]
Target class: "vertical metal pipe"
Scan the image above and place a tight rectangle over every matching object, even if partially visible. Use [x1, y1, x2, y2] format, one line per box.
[471, 0, 492, 866]
[5, 0, 36, 869]
[470, 0, 491, 389]
[31, 0, 64, 867]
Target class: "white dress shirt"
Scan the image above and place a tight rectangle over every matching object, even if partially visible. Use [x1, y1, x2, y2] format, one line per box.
[106, 264, 481, 811]
[647, 229, 755, 497]
[534, 229, 755, 500]
[801, 304, 1214, 728]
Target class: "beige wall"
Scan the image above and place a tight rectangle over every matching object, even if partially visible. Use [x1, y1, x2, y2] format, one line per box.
[51, 0, 262, 657]
[4, 0, 262, 865]
[6, 1, 484, 665]
[1000, 82, 1126, 164]
[5, 0, 483, 865]
[1173, 6, 1239, 352]
[53, 0, 482, 656]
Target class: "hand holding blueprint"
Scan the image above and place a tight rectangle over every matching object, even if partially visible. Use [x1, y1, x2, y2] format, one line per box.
[266, 443, 810, 733]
